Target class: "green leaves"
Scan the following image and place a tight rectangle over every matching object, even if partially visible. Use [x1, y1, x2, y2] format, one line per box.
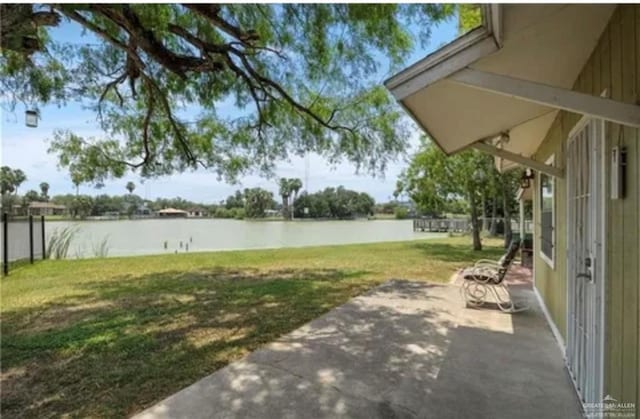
[0, 166, 27, 196]
[243, 187, 276, 218]
[2, 4, 456, 184]
[396, 137, 494, 215]
[292, 186, 375, 219]
[457, 4, 483, 35]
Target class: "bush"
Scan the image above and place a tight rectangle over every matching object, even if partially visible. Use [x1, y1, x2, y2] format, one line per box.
[394, 207, 409, 219]
[232, 208, 245, 220]
[213, 207, 244, 219]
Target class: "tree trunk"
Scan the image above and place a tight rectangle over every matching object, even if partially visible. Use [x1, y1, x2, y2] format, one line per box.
[291, 193, 297, 220]
[481, 191, 488, 231]
[282, 196, 290, 220]
[503, 183, 512, 248]
[469, 189, 482, 251]
[489, 196, 498, 236]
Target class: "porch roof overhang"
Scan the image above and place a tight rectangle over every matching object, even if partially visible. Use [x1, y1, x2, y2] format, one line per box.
[385, 4, 624, 176]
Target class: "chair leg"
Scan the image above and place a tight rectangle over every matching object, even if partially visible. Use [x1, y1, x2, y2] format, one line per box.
[492, 283, 529, 313]
[462, 280, 529, 313]
[461, 281, 488, 308]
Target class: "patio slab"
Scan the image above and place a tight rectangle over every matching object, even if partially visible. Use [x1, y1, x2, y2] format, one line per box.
[134, 274, 582, 419]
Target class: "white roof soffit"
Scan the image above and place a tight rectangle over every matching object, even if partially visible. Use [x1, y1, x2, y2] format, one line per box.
[384, 4, 618, 161]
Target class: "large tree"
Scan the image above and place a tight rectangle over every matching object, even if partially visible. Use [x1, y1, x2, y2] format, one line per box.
[278, 178, 292, 220]
[39, 181, 50, 201]
[243, 187, 275, 218]
[293, 186, 374, 219]
[125, 181, 135, 194]
[288, 178, 302, 219]
[396, 138, 493, 250]
[0, 166, 27, 197]
[23, 189, 41, 203]
[1, 4, 454, 185]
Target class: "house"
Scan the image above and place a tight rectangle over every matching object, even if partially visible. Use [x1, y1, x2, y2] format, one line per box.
[27, 202, 67, 216]
[386, 4, 639, 413]
[187, 207, 207, 217]
[133, 205, 153, 218]
[157, 208, 188, 218]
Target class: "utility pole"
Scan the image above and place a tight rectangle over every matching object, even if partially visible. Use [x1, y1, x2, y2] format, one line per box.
[305, 154, 310, 194]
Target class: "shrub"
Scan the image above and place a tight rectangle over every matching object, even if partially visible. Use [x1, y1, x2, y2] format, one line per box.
[394, 207, 409, 219]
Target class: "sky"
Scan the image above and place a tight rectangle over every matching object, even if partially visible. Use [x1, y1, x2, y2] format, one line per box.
[0, 12, 458, 204]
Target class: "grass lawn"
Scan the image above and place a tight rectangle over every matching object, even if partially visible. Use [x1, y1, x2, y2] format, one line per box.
[1, 236, 504, 418]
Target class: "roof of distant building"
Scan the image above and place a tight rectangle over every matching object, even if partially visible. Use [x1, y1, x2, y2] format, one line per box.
[158, 207, 188, 214]
[28, 202, 67, 209]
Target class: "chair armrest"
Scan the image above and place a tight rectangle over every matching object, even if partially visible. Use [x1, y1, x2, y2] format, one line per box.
[474, 259, 501, 267]
[467, 265, 499, 283]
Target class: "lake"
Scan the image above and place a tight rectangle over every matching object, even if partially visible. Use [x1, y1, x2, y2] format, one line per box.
[46, 219, 444, 258]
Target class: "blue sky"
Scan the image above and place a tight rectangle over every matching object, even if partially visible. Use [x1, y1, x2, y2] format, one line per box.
[1, 14, 458, 204]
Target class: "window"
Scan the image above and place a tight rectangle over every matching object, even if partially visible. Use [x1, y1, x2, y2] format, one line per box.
[539, 155, 555, 268]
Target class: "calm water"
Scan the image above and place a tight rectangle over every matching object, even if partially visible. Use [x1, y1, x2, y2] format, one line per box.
[47, 219, 444, 258]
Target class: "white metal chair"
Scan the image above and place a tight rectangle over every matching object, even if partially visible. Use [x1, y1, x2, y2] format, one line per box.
[460, 239, 528, 313]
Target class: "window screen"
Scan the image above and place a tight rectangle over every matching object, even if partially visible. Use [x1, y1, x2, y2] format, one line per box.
[540, 170, 554, 263]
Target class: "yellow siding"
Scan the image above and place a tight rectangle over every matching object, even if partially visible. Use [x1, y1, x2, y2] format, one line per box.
[532, 117, 567, 340]
[532, 5, 640, 410]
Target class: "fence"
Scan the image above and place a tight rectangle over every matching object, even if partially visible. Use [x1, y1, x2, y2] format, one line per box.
[1, 214, 46, 275]
[413, 218, 470, 233]
[413, 217, 533, 234]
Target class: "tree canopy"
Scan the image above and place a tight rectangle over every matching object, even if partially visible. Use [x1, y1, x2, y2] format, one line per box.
[294, 186, 375, 219]
[243, 187, 276, 218]
[0, 166, 27, 196]
[1, 4, 456, 185]
[396, 137, 494, 250]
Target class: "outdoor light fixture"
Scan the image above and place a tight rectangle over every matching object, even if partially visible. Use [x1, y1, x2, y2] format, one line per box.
[520, 168, 535, 189]
[25, 110, 38, 128]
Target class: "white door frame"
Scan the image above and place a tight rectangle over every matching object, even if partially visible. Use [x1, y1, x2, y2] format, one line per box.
[565, 115, 606, 406]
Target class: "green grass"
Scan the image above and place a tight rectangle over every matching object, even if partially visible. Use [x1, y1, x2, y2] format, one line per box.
[1, 237, 503, 418]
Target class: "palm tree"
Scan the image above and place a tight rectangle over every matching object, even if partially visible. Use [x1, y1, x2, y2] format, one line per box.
[278, 178, 291, 220]
[39, 182, 50, 201]
[289, 178, 303, 219]
[12, 169, 26, 195]
[290, 178, 303, 202]
[126, 181, 135, 195]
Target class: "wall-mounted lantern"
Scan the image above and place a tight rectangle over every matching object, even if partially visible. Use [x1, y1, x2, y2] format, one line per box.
[25, 110, 38, 128]
[520, 168, 535, 189]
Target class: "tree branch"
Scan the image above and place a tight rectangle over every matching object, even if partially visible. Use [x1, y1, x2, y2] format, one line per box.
[183, 4, 258, 45]
[228, 46, 354, 133]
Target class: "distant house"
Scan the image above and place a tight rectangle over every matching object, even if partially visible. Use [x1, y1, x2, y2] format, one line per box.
[187, 207, 207, 217]
[264, 209, 280, 217]
[158, 208, 188, 218]
[134, 205, 153, 218]
[27, 202, 67, 216]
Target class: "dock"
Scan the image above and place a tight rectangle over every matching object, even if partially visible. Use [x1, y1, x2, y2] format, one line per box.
[413, 218, 469, 233]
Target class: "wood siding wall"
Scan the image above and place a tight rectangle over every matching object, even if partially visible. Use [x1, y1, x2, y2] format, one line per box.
[532, 5, 640, 411]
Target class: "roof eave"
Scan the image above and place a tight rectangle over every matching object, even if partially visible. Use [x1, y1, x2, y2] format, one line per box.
[384, 4, 501, 101]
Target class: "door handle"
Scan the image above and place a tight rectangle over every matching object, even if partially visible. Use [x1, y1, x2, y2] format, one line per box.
[576, 272, 591, 281]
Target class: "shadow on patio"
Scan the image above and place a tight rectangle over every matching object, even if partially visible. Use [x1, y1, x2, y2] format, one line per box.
[135, 269, 583, 419]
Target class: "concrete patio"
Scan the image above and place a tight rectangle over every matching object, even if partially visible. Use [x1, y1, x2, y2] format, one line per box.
[134, 268, 583, 419]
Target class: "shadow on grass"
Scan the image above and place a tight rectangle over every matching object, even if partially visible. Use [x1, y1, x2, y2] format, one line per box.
[1, 266, 371, 418]
[409, 242, 505, 263]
